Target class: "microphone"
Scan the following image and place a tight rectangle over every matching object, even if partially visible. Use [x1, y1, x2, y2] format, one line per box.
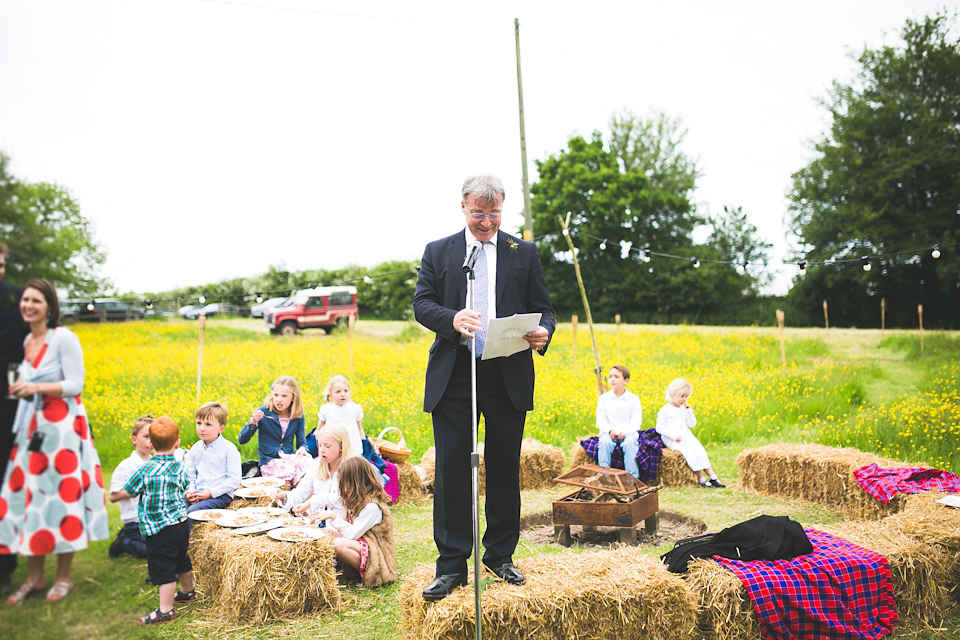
[462, 242, 481, 273]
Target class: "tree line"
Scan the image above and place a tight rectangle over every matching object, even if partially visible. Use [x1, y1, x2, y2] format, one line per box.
[3, 12, 958, 329]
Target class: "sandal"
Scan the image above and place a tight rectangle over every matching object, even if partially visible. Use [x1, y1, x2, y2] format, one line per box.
[45, 580, 72, 602]
[174, 589, 195, 603]
[7, 581, 43, 605]
[138, 607, 176, 625]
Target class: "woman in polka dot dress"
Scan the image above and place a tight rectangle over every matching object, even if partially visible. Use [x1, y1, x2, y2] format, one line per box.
[1, 279, 108, 604]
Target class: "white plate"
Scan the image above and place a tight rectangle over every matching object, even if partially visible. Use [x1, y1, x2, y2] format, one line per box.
[239, 477, 285, 488]
[235, 506, 288, 517]
[234, 487, 273, 499]
[216, 513, 271, 528]
[228, 519, 284, 535]
[267, 526, 326, 542]
[936, 495, 960, 508]
[188, 509, 235, 522]
[271, 516, 310, 527]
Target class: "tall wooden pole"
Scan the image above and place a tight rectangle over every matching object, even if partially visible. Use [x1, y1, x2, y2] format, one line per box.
[515, 18, 533, 242]
[822, 300, 829, 333]
[918, 304, 924, 356]
[776, 309, 786, 366]
[881, 298, 886, 336]
[196, 315, 206, 403]
[559, 212, 604, 395]
[615, 314, 621, 364]
[571, 314, 578, 370]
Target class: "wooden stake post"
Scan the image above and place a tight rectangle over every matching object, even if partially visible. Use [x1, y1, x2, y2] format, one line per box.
[776, 309, 786, 366]
[881, 298, 886, 336]
[559, 212, 604, 396]
[349, 313, 356, 378]
[918, 305, 924, 356]
[615, 314, 621, 365]
[196, 314, 206, 402]
[822, 300, 829, 332]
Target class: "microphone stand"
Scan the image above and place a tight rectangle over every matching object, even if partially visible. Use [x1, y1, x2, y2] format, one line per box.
[463, 250, 483, 640]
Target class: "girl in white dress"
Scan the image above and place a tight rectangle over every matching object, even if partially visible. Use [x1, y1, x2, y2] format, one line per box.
[655, 378, 725, 488]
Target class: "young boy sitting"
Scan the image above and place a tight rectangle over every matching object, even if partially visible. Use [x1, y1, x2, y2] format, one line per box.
[107, 414, 155, 558]
[596, 365, 643, 480]
[185, 401, 242, 514]
[116, 416, 195, 625]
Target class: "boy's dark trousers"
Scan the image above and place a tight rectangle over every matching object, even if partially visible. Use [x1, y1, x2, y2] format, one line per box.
[118, 522, 148, 558]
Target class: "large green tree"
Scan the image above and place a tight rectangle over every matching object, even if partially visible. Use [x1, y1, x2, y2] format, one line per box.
[787, 12, 960, 328]
[531, 121, 769, 324]
[0, 153, 107, 294]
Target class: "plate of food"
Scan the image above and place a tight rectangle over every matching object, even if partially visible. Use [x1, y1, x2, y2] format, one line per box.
[216, 513, 271, 528]
[239, 476, 285, 489]
[235, 506, 288, 518]
[234, 487, 273, 499]
[267, 526, 326, 542]
[271, 516, 309, 527]
[188, 509, 235, 522]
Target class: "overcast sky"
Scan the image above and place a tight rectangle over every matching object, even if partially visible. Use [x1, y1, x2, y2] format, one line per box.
[0, 0, 950, 296]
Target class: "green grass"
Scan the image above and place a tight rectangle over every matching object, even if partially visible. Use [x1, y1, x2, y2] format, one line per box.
[2, 322, 959, 638]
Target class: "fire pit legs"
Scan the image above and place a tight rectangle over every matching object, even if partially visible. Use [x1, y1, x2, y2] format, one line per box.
[555, 525, 573, 547]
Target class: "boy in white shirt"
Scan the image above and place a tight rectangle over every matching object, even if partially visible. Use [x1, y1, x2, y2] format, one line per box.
[185, 401, 242, 514]
[108, 414, 155, 558]
[596, 366, 643, 480]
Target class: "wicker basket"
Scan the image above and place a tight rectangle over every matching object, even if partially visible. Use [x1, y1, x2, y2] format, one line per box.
[371, 427, 412, 463]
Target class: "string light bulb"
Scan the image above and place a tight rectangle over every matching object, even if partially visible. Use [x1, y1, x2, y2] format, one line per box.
[931, 244, 942, 259]
[256, 292, 264, 304]
[198, 295, 206, 304]
[691, 257, 701, 269]
[87, 300, 96, 312]
[798, 261, 806, 276]
[145, 299, 153, 309]
[643, 249, 651, 263]
[599, 239, 607, 251]
[861, 257, 871, 272]
[363, 275, 373, 284]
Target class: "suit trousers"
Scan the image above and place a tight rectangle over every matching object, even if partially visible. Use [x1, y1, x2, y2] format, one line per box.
[431, 346, 526, 575]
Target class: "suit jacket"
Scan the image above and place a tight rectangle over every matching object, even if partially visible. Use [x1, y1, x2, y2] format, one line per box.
[0, 282, 24, 398]
[238, 407, 306, 466]
[413, 229, 555, 413]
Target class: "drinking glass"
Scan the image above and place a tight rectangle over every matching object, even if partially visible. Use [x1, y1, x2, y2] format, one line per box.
[6, 363, 19, 400]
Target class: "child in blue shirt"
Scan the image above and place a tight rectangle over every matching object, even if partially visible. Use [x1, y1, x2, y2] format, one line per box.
[239, 376, 306, 468]
[185, 401, 242, 513]
[117, 416, 195, 625]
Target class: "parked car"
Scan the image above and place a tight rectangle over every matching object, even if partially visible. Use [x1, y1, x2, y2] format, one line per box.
[183, 302, 241, 319]
[265, 286, 357, 336]
[178, 304, 201, 318]
[250, 296, 289, 318]
[60, 299, 84, 323]
[77, 299, 145, 322]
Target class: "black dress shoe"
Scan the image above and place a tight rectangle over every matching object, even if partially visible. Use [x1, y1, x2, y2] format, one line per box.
[422, 573, 467, 601]
[485, 562, 525, 585]
[709, 478, 726, 488]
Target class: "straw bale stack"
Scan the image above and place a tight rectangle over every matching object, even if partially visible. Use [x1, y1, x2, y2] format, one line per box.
[396, 460, 426, 502]
[189, 522, 340, 623]
[736, 443, 914, 518]
[818, 521, 953, 627]
[399, 549, 697, 639]
[568, 439, 698, 487]
[421, 446, 436, 490]
[518, 438, 565, 490]
[685, 557, 761, 640]
[887, 492, 960, 599]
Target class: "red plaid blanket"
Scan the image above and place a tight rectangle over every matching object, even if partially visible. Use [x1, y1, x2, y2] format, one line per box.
[715, 530, 896, 640]
[853, 463, 960, 505]
[578, 430, 663, 484]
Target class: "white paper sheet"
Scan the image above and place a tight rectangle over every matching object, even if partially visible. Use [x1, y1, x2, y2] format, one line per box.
[480, 313, 543, 360]
[936, 495, 960, 509]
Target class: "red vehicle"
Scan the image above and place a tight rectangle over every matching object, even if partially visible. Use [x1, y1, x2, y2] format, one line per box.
[265, 286, 358, 336]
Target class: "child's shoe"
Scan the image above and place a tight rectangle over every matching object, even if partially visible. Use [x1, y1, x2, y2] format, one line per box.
[108, 531, 126, 558]
[699, 478, 712, 488]
[138, 607, 176, 625]
[174, 589, 196, 603]
[709, 478, 726, 488]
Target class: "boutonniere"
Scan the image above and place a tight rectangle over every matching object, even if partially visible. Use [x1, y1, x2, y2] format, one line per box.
[507, 239, 519, 254]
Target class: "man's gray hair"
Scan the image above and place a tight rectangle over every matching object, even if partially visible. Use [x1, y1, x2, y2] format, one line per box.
[462, 174, 505, 205]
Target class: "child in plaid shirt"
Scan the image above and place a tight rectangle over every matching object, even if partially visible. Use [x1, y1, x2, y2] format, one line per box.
[115, 416, 195, 625]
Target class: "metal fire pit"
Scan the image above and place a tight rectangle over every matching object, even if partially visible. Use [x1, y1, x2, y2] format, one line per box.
[552, 464, 660, 546]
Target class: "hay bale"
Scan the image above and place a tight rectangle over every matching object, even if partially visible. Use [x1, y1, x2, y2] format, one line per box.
[189, 522, 340, 623]
[886, 492, 960, 599]
[818, 521, 953, 627]
[685, 557, 760, 640]
[659, 449, 700, 488]
[421, 446, 436, 490]
[567, 438, 698, 487]
[518, 438, 565, 490]
[736, 443, 914, 519]
[399, 549, 697, 639]
[397, 460, 426, 502]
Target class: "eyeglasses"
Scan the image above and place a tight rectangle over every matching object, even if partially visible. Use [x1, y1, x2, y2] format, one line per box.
[468, 213, 500, 221]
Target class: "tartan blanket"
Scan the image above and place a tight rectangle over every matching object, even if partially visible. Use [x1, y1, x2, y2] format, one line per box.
[853, 463, 960, 506]
[578, 429, 664, 484]
[716, 530, 896, 640]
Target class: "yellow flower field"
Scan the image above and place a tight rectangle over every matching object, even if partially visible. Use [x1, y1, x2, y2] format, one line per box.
[70, 322, 959, 472]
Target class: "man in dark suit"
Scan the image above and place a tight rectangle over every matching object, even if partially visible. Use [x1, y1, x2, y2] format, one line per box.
[413, 174, 555, 600]
[0, 243, 24, 595]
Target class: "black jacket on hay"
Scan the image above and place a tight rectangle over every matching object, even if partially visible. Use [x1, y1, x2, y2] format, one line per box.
[661, 515, 813, 573]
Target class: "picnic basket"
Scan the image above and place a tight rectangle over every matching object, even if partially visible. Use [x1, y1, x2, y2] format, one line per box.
[371, 427, 412, 463]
